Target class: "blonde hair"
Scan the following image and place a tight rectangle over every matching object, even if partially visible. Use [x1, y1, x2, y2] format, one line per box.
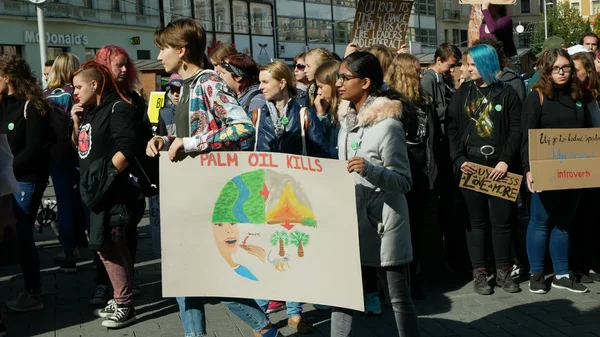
[314, 60, 340, 120]
[305, 48, 334, 69]
[367, 45, 393, 73]
[386, 54, 427, 105]
[261, 61, 297, 97]
[209, 43, 237, 66]
[47, 53, 80, 89]
[154, 19, 207, 67]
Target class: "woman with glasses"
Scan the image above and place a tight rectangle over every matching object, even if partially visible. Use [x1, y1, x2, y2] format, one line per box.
[293, 52, 310, 93]
[333, 51, 420, 336]
[386, 53, 439, 299]
[447, 44, 522, 296]
[522, 48, 591, 294]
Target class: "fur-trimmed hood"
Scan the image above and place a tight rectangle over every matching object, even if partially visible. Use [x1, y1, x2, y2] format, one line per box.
[338, 96, 403, 128]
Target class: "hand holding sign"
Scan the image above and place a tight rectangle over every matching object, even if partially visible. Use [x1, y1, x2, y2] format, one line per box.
[489, 161, 508, 181]
[460, 163, 523, 201]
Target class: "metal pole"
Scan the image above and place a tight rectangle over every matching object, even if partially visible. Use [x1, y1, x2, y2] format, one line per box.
[544, 0, 548, 40]
[37, 5, 47, 88]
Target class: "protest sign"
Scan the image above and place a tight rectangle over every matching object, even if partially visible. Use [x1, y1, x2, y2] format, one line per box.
[529, 128, 600, 191]
[459, 163, 523, 201]
[160, 152, 364, 311]
[351, 0, 413, 52]
[459, 0, 516, 4]
[147, 91, 166, 124]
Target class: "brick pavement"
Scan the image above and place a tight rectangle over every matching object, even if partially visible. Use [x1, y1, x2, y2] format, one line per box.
[1, 192, 599, 336]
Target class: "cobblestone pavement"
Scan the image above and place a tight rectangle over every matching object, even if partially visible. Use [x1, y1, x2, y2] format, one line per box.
[0, 189, 599, 337]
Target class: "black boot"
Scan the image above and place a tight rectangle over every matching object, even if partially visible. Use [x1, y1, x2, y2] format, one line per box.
[496, 266, 521, 293]
[473, 268, 493, 295]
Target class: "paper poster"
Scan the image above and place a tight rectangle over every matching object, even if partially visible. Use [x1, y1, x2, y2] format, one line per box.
[160, 152, 364, 311]
[351, 0, 414, 52]
[459, 163, 523, 201]
[459, 0, 516, 4]
[147, 91, 166, 124]
[529, 128, 600, 191]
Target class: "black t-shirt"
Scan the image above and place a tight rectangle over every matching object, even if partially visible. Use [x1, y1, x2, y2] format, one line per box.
[465, 85, 501, 151]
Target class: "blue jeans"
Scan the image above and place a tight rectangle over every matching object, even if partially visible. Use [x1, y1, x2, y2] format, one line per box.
[49, 160, 83, 255]
[255, 300, 303, 317]
[526, 190, 581, 275]
[176, 297, 270, 336]
[13, 180, 45, 291]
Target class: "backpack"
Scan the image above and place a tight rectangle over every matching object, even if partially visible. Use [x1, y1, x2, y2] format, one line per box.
[241, 89, 262, 113]
[43, 87, 75, 160]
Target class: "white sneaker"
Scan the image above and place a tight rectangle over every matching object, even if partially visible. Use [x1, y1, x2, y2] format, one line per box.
[93, 299, 116, 318]
[101, 304, 136, 329]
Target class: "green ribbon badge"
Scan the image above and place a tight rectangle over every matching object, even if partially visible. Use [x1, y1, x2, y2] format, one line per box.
[7, 123, 14, 131]
[351, 140, 359, 150]
[280, 116, 289, 125]
[494, 104, 502, 112]
[576, 102, 582, 108]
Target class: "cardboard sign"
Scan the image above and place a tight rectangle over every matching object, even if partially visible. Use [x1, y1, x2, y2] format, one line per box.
[459, 0, 516, 4]
[147, 91, 166, 124]
[529, 128, 600, 191]
[351, 0, 413, 52]
[459, 163, 523, 201]
[160, 152, 364, 311]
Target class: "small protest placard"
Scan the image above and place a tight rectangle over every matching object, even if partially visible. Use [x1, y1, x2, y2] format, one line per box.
[529, 128, 600, 191]
[459, 163, 523, 201]
[459, 0, 516, 4]
[147, 91, 166, 124]
[351, 0, 413, 52]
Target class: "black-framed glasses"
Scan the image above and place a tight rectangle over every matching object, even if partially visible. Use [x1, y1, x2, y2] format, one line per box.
[294, 63, 306, 71]
[336, 73, 363, 84]
[552, 65, 572, 74]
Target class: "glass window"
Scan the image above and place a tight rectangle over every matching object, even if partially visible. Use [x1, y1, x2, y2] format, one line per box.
[172, 0, 192, 19]
[593, 0, 600, 15]
[136, 0, 144, 15]
[48, 47, 69, 61]
[306, 0, 331, 4]
[277, 17, 305, 42]
[214, 0, 232, 33]
[85, 48, 100, 60]
[215, 33, 233, 45]
[333, 0, 356, 7]
[571, 2, 580, 13]
[0, 45, 21, 57]
[307, 19, 332, 43]
[521, 0, 530, 13]
[233, 1, 249, 34]
[410, 28, 437, 48]
[334, 22, 353, 44]
[418, 0, 435, 16]
[194, 0, 213, 31]
[251, 3, 273, 35]
[137, 50, 151, 60]
[112, 0, 120, 11]
[452, 29, 468, 47]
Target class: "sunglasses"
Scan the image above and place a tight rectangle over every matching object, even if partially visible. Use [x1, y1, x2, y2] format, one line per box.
[294, 63, 306, 71]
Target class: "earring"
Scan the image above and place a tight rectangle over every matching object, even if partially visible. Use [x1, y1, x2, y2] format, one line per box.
[92, 87, 96, 92]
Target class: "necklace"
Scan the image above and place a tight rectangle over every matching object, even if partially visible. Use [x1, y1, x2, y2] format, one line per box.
[475, 85, 488, 104]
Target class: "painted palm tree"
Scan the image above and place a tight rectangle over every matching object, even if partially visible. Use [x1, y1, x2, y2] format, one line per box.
[290, 231, 310, 257]
[270, 231, 289, 257]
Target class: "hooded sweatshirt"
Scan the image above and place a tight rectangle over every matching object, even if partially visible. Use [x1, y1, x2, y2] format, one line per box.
[499, 67, 525, 102]
[422, 69, 450, 134]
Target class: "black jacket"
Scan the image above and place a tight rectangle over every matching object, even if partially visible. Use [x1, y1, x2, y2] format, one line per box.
[0, 95, 49, 182]
[447, 81, 523, 173]
[521, 88, 590, 173]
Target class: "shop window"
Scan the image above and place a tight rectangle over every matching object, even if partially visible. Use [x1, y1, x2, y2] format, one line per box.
[251, 3, 273, 35]
[334, 22, 352, 44]
[194, 0, 213, 31]
[277, 17, 305, 42]
[47, 47, 69, 61]
[137, 50, 151, 60]
[233, 1, 249, 34]
[112, 0, 120, 11]
[0, 45, 22, 56]
[214, 0, 232, 32]
[307, 19, 332, 43]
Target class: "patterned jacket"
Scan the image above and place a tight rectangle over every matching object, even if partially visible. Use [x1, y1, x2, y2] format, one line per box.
[163, 70, 255, 152]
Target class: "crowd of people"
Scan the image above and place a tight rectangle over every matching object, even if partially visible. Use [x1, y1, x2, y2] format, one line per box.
[1, 7, 600, 337]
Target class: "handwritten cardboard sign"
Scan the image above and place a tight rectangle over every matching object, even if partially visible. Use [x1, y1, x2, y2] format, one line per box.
[459, 0, 516, 4]
[351, 0, 413, 52]
[160, 152, 364, 311]
[147, 91, 166, 124]
[529, 128, 600, 191]
[459, 163, 523, 201]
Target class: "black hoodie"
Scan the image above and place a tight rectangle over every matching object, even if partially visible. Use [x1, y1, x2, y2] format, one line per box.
[447, 81, 523, 174]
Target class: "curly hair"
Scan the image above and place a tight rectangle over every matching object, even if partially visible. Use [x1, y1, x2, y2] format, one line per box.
[385, 54, 431, 106]
[532, 48, 583, 101]
[572, 51, 600, 99]
[314, 60, 340, 120]
[95, 45, 139, 92]
[0, 55, 51, 115]
[72, 61, 131, 105]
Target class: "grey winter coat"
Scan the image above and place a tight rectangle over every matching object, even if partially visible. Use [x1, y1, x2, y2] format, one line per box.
[338, 96, 414, 267]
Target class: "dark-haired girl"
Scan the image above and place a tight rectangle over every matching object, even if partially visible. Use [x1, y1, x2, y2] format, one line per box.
[1, 55, 51, 313]
[523, 48, 591, 294]
[333, 51, 420, 337]
[447, 44, 522, 295]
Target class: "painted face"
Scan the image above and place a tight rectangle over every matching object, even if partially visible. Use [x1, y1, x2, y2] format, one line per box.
[439, 56, 458, 75]
[583, 36, 598, 52]
[110, 54, 128, 83]
[294, 58, 307, 82]
[158, 47, 181, 74]
[573, 59, 588, 83]
[336, 62, 364, 103]
[72, 74, 96, 106]
[304, 55, 319, 82]
[213, 223, 239, 257]
[467, 54, 482, 82]
[551, 56, 571, 86]
[259, 70, 284, 101]
[316, 79, 334, 102]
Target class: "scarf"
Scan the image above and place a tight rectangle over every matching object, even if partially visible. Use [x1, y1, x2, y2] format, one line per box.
[266, 99, 292, 138]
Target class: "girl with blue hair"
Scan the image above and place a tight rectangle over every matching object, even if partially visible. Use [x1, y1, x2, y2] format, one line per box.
[447, 44, 523, 296]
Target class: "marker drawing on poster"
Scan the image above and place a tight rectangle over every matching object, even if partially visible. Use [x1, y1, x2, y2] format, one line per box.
[351, 0, 414, 52]
[160, 152, 364, 311]
[459, 163, 522, 202]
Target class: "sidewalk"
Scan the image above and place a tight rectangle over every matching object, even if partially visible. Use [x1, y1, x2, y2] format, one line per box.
[0, 190, 599, 336]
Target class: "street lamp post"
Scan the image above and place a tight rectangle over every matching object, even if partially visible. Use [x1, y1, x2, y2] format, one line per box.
[29, 0, 48, 87]
[544, 0, 553, 40]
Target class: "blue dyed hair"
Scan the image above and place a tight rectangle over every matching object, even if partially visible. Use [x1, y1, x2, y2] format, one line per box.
[468, 44, 500, 85]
